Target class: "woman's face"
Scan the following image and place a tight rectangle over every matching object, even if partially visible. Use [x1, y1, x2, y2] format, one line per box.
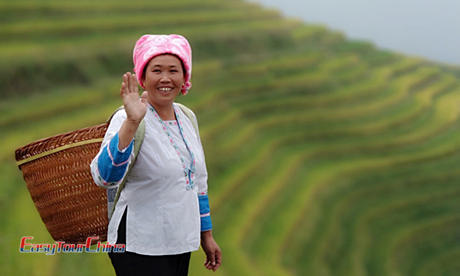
[142, 54, 185, 108]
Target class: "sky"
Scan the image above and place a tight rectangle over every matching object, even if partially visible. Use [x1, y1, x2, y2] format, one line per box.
[251, 0, 460, 66]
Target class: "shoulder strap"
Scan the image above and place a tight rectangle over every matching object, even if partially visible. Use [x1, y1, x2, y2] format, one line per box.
[106, 106, 146, 221]
[175, 102, 199, 136]
[106, 106, 125, 123]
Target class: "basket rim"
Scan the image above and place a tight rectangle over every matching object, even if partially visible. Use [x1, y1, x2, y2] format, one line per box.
[15, 138, 104, 166]
[15, 123, 108, 165]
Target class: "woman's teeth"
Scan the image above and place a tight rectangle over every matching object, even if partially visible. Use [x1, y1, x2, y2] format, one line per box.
[159, 87, 172, 91]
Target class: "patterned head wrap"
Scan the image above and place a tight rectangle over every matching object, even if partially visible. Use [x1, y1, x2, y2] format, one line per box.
[133, 34, 192, 95]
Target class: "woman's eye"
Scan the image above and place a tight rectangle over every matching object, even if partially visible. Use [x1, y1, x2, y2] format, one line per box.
[153, 69, 161, 73]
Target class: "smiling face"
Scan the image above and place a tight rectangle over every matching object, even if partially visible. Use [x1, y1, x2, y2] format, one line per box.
[142, 54, 185, 109]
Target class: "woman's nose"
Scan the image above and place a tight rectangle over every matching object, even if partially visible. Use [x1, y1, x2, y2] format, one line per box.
[159, 74, 171, 82]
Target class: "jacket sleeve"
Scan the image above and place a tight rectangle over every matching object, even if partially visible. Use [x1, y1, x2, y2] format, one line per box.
[190, 111, 213, 232]
[90, 109, 135, 188]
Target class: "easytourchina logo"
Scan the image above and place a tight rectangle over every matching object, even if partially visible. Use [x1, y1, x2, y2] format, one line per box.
[19, 236, 126, 255]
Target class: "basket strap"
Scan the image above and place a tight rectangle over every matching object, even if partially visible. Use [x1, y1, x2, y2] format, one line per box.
[107, 106, 125, 123]
[175, 102, 199, 136]
[108, 118, 146, 221]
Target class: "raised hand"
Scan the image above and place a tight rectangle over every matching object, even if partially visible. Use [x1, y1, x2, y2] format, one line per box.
[120, 72, 147, 124]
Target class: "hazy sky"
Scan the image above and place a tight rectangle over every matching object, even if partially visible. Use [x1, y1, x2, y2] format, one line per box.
[251, 0, 460, 66]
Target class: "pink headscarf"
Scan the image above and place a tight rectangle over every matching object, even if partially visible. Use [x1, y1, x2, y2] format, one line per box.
[133, 34, 192, 95]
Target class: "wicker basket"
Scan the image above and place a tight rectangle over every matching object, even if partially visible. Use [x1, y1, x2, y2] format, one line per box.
[15, 123, 109, 244]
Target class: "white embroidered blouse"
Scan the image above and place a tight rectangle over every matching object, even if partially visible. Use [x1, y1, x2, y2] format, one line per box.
[90, 103, 212, 255]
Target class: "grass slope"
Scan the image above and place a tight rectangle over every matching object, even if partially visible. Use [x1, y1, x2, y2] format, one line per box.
[1, 0, 459, 275]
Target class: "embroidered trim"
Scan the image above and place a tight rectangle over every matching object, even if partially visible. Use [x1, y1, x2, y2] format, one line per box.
[106, 143, 131, 167]
[96, 163, 116, 187]
[149, 104, 196, 191]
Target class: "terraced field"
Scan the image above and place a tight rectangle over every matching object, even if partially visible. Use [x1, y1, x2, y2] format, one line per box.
[2, 0, 459, 275]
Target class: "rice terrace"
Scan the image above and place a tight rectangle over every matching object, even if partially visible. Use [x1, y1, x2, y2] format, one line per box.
[1, 0, 459, 275]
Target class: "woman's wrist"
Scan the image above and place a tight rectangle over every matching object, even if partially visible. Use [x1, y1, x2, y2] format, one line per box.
[201, 230, 213, 239]
[118, 119, 139, 150]
[125, 117, 142, 126]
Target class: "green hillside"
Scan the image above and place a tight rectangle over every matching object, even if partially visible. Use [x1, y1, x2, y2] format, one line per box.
[2, 0, 460, 275]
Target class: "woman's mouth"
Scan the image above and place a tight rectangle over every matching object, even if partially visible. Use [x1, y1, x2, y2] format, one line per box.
[157, 87, 173, 95]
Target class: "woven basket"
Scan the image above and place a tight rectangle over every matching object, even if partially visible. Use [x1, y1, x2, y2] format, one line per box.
[15, 123, 109, 244]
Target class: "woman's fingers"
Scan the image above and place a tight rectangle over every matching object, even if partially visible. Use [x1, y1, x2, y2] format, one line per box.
[215, 250, 222, 270]
[207, 249, 221, 271]
[120, 74, 127, 96]
[126, 72, 131, 92]
[204, 251, 220, 271]
[120, 72, 139, 97]
[204, 258, 211, 269]
[121, 74, 128, 94]
[130, 73, 138, 93]
[126, 72, 132, 93]
[210, 252, 216, 266]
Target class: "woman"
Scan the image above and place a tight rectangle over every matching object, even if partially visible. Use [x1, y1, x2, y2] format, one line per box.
[90, 34, 222, 275]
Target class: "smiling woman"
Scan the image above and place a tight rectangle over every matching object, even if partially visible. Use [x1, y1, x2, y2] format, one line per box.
[142, 54, 186, 116]
[89, 34, 222, 276]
